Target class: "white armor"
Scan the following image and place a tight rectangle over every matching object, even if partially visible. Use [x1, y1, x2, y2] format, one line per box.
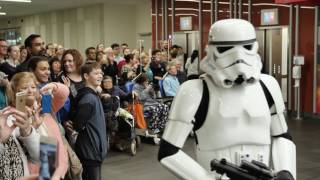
[158, 19, 296, 180]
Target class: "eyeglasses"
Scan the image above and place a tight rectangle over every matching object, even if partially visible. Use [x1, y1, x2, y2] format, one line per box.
[0, 45, 8, 48]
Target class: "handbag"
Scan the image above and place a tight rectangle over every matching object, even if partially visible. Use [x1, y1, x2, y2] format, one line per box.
[127, 100, 147, 129]
[62, 137, 83, 180]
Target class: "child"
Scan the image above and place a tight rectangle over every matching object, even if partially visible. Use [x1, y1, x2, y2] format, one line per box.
[72, 62, 107, 180]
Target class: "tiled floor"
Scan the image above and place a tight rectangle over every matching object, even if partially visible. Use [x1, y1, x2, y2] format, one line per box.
[101, 116, 320, 180]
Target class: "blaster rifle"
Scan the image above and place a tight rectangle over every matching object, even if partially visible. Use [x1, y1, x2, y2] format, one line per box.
[211, 159, 275, 180]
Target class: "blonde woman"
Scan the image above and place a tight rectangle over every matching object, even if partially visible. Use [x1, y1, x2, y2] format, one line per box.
[7, 72, 69, 180]
[0, 73, 41, 179]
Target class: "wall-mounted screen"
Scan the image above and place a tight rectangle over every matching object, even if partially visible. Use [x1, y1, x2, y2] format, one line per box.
[180, 16, 192, 31]
[261, 8, 279, 26]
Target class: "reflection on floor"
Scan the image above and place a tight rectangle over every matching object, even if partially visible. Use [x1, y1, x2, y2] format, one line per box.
[102, 116, 320, 180]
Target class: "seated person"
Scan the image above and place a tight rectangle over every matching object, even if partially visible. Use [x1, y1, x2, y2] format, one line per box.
[100, 76, 134, 111]
[133, 73, 169, 134]
[162, 61, 180, 97]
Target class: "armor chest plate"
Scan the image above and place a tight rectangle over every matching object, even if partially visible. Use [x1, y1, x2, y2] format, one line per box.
[195, 79, 271, 151]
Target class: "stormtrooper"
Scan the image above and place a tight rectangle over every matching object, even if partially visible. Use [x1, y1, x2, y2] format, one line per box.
[158, 19, 296, 180]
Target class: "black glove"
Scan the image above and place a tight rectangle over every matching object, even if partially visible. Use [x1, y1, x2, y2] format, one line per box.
[276, 170, 294, 180]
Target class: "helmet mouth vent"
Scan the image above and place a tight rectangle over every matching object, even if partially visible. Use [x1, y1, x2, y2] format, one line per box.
[234, 75, 244, 85]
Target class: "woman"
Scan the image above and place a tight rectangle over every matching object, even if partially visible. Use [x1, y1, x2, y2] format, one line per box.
[57, 49, 84, 145]
[0, 73, 41, 180]
[185, 50, 199, 80]
[136, 52, 153, 82]
[55, 45, 64, 61]
[96, 43, 105, 52]
[96, 51, 107, 65]
[100, 75, 134, 112]
[102, 47, 118, 85]
[120, 54, 137, 86]
[133, 73, 169, 133]
[58, 49, 85, 104]
[9, 71, 69, 180]
[19, 46, 28, 63]
[49, 57, 62, 82]
[0, 45, 20, 80]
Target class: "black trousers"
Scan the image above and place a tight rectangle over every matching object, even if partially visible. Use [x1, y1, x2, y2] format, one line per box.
[82, 164, 102, 180]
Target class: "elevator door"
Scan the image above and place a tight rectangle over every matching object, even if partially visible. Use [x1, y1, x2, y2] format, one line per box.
[256, 27, 289, 102]
[172, 31, 199, 58]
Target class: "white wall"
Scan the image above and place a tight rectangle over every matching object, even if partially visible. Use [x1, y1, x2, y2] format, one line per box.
[0, 0, 152, 54]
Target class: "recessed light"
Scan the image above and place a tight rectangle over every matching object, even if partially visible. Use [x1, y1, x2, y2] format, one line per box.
[0, 0, 31, 2]
[0, 12, 6, 15]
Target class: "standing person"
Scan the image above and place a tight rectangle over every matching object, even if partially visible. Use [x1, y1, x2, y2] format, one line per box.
[49, 57, 62, 82]
[55, 45, 64, 61]
[174, 59, 187, 84]
[17, 34, 45, 72]
[9, 72, 69, 180]
[85, 47, 96, 63]
[0, 45, 20, 80]
[96, 43, 105, 52]
[19, 46, 28, 63]
[185, 50, 199, 80]
[58, 49, 85, 140]
[111, 43, 123, 64]
[73, 62, 107, 180]
[102, 47, 118, 85]
[0, 39, 8, 62]
[150, 49, 166, 91]
[0, 72, 8, 109]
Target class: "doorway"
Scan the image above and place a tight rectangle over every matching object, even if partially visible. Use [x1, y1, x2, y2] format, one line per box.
[256, 27, 289, 103]
[172, 31, 199, 58]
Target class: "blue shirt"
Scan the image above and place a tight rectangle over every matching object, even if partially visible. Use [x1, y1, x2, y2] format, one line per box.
[163, 74, 180, 96]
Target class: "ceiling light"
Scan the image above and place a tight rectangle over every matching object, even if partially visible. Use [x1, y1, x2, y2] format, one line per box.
[0, 12, 6, 15]
[0, 0, 31, 2]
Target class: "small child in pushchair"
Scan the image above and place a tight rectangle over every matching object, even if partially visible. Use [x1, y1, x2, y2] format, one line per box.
[100, 76, 138, 155]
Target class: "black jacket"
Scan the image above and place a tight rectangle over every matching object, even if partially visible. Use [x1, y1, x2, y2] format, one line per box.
[73, 87, 107, 164]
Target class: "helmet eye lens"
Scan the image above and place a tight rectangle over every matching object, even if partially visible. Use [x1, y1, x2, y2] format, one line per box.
[243, 44, 253, 50]
[216, 46, 234, 54]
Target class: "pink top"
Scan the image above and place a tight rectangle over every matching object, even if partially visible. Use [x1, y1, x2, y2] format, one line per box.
[42, 83, 69, 179]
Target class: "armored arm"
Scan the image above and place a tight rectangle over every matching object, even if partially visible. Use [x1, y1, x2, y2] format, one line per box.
[158, 80, 215, 180]
[260, 75, 296, 180]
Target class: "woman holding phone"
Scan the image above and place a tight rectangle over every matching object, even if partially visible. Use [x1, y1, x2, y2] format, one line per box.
[7, 72, 69, 180]
[0, 73, 40, 179]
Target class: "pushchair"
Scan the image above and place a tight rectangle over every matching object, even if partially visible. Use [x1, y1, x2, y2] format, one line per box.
[104, 96, 138, 156]
[127, 98, 161, 145]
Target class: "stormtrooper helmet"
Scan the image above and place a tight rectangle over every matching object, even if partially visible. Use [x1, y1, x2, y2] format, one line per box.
[200, 19, 262, 88]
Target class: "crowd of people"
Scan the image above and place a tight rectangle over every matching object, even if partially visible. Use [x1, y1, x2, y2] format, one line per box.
[0, 34, 199, 180]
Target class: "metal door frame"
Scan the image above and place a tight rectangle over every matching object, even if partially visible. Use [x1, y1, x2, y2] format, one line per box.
[256, 26, 290, 104]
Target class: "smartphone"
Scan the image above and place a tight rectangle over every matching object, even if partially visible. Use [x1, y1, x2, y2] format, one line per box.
[41, 93, 52, 114]
[16, 91, 27, 113]
[39, 136, 57, 180]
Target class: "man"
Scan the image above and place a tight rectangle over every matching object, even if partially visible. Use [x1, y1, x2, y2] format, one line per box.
[73, 62, 107, 180]
[17, 34, 45, 72]
[85, 47, 96, 63]
[174, 59, 187, 84]
[158, 19, 296, 180]
[121, 43, 128, 53]
[150, 49, 166, 91]
[0, 39, 8, 62]
[111, 43, 123, 64]
[162, 61, 180, 97]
